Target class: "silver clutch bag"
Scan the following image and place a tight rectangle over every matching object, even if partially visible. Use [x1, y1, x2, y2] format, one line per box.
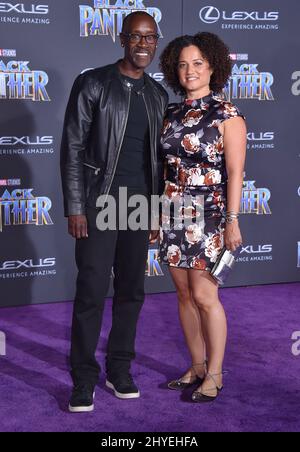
[210, 246, 242, 286]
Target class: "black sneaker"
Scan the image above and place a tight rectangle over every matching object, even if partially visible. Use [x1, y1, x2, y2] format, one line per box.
[106, 374, 140, 399]
[68, 384, 95, 413]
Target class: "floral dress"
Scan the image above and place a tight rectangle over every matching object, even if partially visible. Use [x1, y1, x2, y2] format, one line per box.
[159, 93, 244, 271]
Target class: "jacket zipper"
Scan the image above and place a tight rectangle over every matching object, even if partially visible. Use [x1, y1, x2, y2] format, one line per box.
[102, 85, 132, 204]
[142, 92, 155, 195]
[83, 162, 101, 176]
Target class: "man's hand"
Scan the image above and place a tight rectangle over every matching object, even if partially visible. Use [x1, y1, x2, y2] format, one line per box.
[68, 215, 88, 239]
[149, 229, 159, 244]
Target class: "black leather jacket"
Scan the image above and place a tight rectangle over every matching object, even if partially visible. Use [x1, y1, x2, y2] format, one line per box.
[60, 61, 168, 217]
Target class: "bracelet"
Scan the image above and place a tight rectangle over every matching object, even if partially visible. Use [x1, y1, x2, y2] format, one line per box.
[225, 212, 239, 224]
[226, 211, 239, 217]
[226, 216, 239, 224]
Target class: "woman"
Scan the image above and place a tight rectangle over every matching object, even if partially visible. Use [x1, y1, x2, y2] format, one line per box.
[159, 32, 247, 402]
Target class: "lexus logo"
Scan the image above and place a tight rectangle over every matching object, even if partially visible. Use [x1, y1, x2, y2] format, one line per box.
[199, 6, 220, 24]
[0, 3, 49, 14]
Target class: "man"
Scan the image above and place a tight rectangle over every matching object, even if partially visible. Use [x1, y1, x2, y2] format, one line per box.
[61, 11, 168, 413]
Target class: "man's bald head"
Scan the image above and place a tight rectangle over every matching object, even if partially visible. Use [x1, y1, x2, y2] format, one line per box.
[122, 11, 158, 34]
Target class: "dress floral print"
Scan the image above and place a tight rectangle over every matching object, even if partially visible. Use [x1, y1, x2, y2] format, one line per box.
[159, 93, 244, 271]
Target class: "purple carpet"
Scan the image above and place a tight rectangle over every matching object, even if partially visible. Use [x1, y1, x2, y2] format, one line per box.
[0, 283, 299, 432]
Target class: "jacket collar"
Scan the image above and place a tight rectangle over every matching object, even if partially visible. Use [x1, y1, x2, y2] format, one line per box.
[113, 60, 152, 91]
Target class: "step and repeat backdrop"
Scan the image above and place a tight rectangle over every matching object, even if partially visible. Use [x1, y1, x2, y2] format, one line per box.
[0, 0, 299, 307]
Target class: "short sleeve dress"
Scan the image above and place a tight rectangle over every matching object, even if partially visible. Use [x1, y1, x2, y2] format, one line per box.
[159, 93, 244, 271]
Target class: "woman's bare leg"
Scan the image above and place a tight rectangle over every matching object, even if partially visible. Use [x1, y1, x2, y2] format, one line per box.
[169, 266, 206, 380]
[188, 269, 227, 395]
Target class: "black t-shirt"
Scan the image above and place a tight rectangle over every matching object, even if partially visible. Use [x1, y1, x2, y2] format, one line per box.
[111, 74, 151, 194]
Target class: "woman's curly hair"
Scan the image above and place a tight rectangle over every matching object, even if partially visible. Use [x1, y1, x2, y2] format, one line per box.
[159, 32, 232, 95]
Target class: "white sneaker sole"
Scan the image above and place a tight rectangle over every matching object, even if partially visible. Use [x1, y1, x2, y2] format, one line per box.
[68, 392, 95, 413]
[106, 380, 140, 399]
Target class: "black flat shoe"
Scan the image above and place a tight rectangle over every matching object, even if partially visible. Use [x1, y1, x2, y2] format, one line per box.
[192, 386, 223, 403]
[168, 362, 207, 391]
[168, 376, 204, 391]
[192, 371, 224, 403]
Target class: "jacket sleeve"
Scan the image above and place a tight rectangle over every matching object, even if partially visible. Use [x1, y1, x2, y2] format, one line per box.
[157, 90, 169, 197]
[60, 73, 97, 217]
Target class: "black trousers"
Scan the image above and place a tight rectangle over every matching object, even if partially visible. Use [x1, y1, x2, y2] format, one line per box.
[70, 191, 150, 386]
